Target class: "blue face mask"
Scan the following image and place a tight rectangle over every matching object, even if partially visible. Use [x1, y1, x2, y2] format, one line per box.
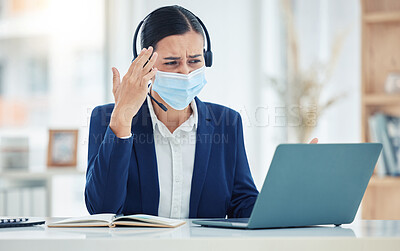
[151, 66, 207, 110]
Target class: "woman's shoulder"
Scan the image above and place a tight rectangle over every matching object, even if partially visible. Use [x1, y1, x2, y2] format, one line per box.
[200, 100, 242, 126]
[203, 101, 238, 114]
[91, 103, 115, 116]
[90, 103, 115, 125]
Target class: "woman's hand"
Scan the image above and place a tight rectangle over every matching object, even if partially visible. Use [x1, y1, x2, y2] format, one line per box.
[309, 138, 319, 144]
[110, 47, 158, 138]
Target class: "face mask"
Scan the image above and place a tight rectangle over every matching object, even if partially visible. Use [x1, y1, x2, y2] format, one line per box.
[151, 66, 207, 110]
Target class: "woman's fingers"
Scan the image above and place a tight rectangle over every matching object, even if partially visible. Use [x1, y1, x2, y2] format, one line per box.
[142, 52, 158, 75]
[110, 47, 157, 127]
[130, 47, 154, 78]
[141, 67, 158, 87]
[112, 67, 120, 93]
[309, 138, 319, 144]
[126, 48, 147, 76]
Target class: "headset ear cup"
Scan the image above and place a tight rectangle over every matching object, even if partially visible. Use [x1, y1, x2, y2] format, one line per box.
[204, 50, 213, 67]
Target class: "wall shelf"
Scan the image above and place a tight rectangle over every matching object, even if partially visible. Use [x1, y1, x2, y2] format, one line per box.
[0, 168, 85, 217]
[364, 11, 400, 23]
[363, 94, 400, 106]
[363, 176, 400, 219]
[361, 0, 400, 220]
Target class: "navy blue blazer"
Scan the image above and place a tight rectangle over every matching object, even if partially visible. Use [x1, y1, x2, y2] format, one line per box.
[85, 97, 259, 218]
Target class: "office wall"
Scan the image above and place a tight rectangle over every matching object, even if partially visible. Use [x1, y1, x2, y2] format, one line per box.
[294, 0, 361, 144]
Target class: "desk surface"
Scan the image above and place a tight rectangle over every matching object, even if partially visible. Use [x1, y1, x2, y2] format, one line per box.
[1, 219, 400, 251]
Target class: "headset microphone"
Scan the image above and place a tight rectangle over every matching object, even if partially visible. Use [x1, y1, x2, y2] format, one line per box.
[132, 9, 213, 112]
[147, 84, 168, 111]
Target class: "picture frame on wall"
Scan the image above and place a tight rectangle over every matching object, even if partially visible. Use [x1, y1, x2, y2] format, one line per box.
[47, 129, 78, 167]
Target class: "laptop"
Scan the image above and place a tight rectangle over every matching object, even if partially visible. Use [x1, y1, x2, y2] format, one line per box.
[193, 143, 382, 229]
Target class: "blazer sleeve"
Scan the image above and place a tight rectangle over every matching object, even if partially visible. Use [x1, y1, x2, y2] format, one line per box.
[84, 105, 134, 214]
[227, 113, 259, 218]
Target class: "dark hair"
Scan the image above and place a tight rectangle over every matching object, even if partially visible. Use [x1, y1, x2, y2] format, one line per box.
[140, 5, 204, 50]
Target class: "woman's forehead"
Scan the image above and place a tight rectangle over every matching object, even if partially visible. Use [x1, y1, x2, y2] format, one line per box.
[155, 31, 204, 57]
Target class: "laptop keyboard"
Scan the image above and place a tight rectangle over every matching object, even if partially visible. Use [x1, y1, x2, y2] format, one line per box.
[0, 217, 45, 228]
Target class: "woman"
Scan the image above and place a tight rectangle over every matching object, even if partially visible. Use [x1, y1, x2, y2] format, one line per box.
[85, 5, 316, 219]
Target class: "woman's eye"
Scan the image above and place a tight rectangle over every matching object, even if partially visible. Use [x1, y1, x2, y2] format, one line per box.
[164, 60, 201, 65]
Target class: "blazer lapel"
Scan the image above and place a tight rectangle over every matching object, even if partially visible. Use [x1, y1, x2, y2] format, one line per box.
[131, 99, 159, 216]
[189, 97, 215, 218]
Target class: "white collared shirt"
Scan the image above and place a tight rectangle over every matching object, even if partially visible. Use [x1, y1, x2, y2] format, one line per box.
[146, 95, 198, 219]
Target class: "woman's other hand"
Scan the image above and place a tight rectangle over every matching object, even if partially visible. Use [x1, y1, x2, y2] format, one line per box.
[109, 47, 158, 137]
[309, 138, 319, 144]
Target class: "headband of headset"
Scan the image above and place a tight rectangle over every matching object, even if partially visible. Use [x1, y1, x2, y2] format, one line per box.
[132, 8, 213, 67]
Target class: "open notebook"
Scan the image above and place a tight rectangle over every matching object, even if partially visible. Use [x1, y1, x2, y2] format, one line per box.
[47, 214, 185, 228]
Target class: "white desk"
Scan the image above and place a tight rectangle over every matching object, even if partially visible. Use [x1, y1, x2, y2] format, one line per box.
[0, 219, 400, 251]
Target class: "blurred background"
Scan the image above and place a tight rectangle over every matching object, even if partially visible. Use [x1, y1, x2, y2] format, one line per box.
[0, 0, 399, 219]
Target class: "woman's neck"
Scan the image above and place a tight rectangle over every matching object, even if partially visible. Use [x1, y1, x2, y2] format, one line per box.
[150, 89, 193, 133]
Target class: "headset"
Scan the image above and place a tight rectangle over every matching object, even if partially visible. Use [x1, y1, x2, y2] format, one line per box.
[132, 9, 213, 111]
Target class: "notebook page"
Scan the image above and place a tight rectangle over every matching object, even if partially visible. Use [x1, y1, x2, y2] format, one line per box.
[114, 214, 185, 227]
[50, 213, 116, 225]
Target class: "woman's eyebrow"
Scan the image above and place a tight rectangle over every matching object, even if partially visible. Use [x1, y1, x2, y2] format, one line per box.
[163, 54, 202, 60]
[189, 54, 202, 58]
[163, 56, 180, 60]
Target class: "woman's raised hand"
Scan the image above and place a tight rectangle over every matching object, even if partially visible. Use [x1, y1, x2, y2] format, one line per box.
[110, 47, 158, 138]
